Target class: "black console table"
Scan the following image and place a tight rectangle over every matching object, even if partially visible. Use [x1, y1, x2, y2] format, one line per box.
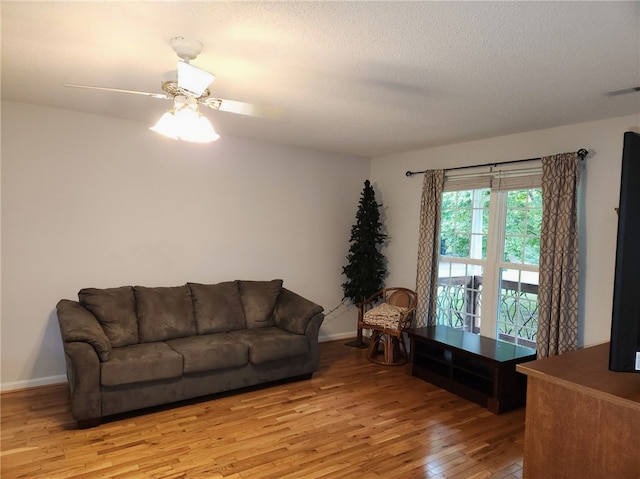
[408, 325, 536, 414]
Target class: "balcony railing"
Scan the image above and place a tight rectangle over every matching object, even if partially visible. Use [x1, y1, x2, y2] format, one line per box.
[436, 275, 538, 349]
[436, 275, 482, 333]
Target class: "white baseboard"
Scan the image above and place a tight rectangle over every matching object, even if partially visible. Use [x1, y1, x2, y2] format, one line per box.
[1, 375, 67, 393]
[318, 331, 361, 343]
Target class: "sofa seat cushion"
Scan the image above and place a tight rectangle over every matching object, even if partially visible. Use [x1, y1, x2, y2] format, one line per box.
[167, 334, 248, 373]
[238, 280, 283, 329]
[187, 282, 246, 334]
[135, 285, 197, 343]
[101, 343, 183, 387]
[229, 327, 308, 364]
[78, 286, 139, 347]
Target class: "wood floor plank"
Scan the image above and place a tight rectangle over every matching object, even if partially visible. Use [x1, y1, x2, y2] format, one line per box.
[1, 340, 524, 478]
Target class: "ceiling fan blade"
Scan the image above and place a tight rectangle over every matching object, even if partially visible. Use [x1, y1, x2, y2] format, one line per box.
[65, 84, 171, 100]
[217, 99, 255, 116]
[604, 85, 640, 97]
[202, 97, 282, 119]
[203, 98, 254, 116]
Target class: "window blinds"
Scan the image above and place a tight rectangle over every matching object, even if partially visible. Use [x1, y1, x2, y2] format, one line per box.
[443, 162, 542, 192]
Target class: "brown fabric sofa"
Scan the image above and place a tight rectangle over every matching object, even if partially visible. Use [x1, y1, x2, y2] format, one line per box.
[56, 279, 324, 428]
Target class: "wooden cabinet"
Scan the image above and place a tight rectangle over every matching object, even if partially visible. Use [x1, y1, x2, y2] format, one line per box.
[408, 326, 536, 414]
[517, 343, 640, 478]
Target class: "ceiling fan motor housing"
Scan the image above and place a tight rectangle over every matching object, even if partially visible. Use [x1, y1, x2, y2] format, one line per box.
[170, 36, 203, 61]
[161, 80, 210, 100]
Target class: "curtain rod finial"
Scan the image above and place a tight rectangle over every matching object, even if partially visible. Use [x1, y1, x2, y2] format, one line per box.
[577, 148, 589, 159]
[405, 171, 413, 177]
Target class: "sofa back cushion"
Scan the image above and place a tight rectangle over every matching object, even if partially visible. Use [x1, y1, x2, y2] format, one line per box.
[78, 286, 139, 347]
[134, 285, 196, 342]
[238, 279, 283, 329]
[187, 281, 246, 333]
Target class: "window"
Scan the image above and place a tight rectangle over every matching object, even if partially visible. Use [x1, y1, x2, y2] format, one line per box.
[496, 189, 541, 348]
[436, 170, 541, 348]
[437, 188, 489, 332]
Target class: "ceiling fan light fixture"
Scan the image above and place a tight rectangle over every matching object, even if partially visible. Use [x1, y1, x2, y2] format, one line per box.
[177, 61, 215, 97]
[149, 110, 178, 140]
[185, 114, 220, 143]
[150, 95, 220, 143]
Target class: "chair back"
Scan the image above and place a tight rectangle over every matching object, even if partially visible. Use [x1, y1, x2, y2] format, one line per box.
[384, 287, 417, 310]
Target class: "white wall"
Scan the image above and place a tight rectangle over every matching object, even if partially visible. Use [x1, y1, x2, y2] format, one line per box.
[4, 102, 637, 391]
[371, 114, 640, 348]
[1, 101, 368, 390]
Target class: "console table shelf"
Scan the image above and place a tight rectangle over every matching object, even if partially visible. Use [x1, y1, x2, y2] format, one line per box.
[408, 326, 537, 414]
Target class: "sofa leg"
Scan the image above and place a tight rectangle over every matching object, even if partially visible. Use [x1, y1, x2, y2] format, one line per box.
[77, 418, 101, 429]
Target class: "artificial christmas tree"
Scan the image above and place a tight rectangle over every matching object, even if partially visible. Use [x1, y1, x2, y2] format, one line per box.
[342, 180, 387, 347]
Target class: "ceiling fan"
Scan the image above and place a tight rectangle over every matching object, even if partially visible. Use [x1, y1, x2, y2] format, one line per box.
[66, 37, 256, 142]
[604, 85, 640, 97]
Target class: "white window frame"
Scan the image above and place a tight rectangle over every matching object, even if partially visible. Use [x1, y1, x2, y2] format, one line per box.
[438, 164, 542, 344]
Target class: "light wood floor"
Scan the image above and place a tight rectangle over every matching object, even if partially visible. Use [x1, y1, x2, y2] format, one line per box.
[1, 340, 525, 479]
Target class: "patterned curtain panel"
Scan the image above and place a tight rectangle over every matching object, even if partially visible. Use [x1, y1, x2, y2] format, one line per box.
[415, 170, 444, 327]
[537, 152, 580, 357]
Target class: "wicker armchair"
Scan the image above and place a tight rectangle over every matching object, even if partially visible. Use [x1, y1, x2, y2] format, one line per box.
[359, 287, 417, 365]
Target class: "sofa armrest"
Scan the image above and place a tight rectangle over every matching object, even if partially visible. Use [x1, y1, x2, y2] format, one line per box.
[273, 288, 324, 335]
[56, 299, 112, 361]
[64, 341, 102, 424]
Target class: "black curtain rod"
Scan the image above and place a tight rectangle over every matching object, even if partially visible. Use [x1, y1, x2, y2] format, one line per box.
[405, 148, 589, 177]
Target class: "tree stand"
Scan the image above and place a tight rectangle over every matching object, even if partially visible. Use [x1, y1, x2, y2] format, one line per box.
[345, 304, 369, 349]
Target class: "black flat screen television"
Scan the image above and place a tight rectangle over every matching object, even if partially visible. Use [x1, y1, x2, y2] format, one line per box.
[609, 130, 640, 373]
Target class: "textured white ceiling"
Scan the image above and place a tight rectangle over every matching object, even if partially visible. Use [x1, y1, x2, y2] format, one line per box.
[2, 1, 639, 157]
